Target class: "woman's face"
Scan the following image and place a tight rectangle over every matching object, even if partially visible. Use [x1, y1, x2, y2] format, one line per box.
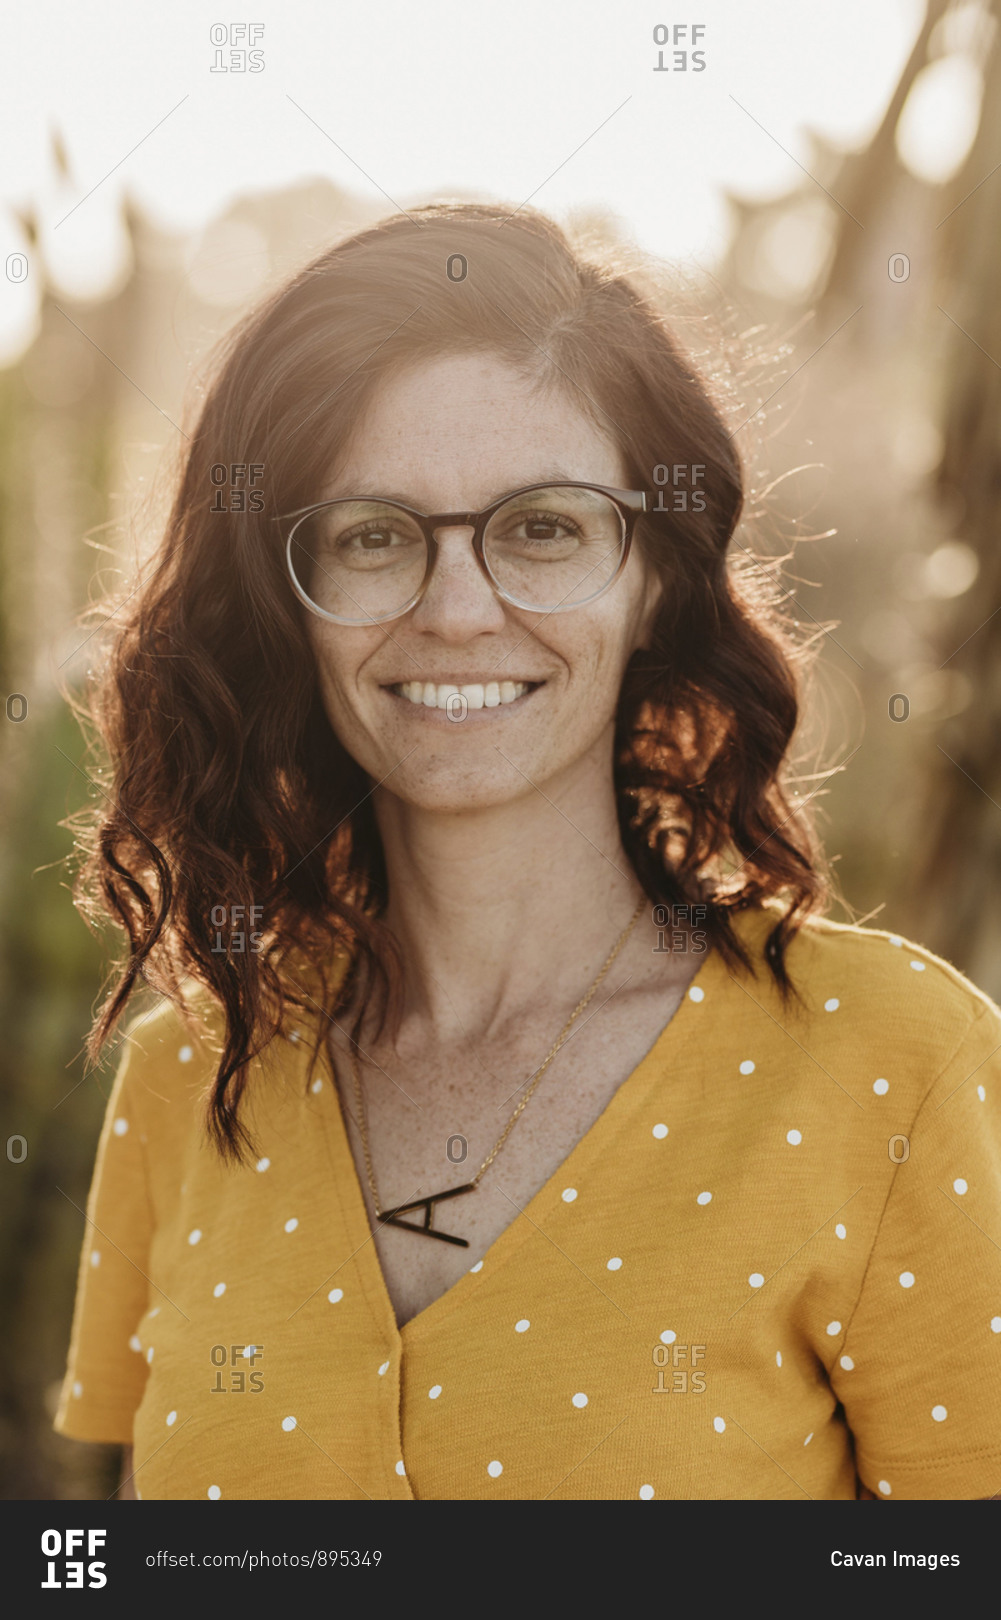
[306, 352, 659, 812]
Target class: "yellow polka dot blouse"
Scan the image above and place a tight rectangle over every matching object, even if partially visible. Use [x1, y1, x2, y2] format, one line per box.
[55, 906, 1001, 1500]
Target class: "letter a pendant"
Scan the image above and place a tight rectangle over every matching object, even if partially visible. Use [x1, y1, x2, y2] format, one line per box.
[378, 1183, 477, 1247]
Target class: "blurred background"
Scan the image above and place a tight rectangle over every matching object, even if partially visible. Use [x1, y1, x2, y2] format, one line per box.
[2, 0, 1000, 1497]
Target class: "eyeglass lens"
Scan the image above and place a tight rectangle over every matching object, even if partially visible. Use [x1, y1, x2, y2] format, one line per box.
[288, 486, 625, 622]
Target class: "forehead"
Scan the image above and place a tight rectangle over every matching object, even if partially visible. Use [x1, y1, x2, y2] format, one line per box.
[326, 351, 628, 508]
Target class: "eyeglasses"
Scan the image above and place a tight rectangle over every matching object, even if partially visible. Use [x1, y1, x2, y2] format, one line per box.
[282, 482, 648, 626]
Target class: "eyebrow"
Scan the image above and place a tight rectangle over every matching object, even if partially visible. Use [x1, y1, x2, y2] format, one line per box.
[325, 470, 583, 509]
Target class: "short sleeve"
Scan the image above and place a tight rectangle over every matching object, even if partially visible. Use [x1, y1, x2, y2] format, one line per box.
[832, 1001, 1001, 1499]
[54, 1037, 154, 1444]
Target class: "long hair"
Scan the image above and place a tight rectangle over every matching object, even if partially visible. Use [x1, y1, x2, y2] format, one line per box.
[70, 201, 828, 1159]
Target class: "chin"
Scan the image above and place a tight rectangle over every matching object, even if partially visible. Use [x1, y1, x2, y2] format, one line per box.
[384, 756, 543, 815]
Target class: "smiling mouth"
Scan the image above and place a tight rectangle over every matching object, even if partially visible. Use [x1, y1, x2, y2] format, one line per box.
[386, 680, 541, 710]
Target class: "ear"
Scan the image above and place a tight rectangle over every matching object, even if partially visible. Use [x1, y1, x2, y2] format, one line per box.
[633, 566, 664, 653]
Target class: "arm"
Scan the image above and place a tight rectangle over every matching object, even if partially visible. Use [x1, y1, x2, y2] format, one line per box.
[117, 1446, 138, 1500]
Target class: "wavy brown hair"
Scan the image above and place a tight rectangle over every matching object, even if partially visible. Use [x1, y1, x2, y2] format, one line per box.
[70, 200, 828, 1159]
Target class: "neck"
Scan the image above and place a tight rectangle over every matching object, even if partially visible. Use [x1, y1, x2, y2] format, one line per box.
[371, 738, 644, 1040]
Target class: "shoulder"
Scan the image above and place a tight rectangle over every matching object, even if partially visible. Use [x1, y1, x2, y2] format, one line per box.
[725, 904, 1000, 1107]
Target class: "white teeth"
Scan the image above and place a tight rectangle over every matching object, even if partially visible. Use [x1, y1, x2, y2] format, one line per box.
[393, 680, 533, 708]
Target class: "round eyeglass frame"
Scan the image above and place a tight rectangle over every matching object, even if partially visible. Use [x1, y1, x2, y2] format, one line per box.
[282, 481, 649, 626]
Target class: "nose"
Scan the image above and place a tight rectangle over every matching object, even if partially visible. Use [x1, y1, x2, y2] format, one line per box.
[409, 525, 508, 639]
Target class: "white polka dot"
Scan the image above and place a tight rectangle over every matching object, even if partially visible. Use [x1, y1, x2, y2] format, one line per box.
[572, 1392, 588, 1408]
[187, 1228, 201, 1246]
[328, 1288, 344, 1304]
[395, 1460, 406, 1476]
[284, 1218, 298, 1233]
[824, 998, 840, 1012]
[281, 1415, 296, 1432]
[888, 935, 902, 947]
[166, 1410, 177, 1426]
[146, 1346, 154, 1363]
[607, 1256, 623, 1271]
[713, 1416, 726, 1433]
[878, 1480, 892, 1495]
[89, 1250, 100, 1267]
[826, 1320, 842, 1336]
[688, 985, 705, 1003]
[242, 1345, 256, 1359]
[429, 1384, 442, 1400]
[739, 1060, 755, 1075]
[652, 1123, 669, 1139]
[129, 1335, 142, 1352]
[207, 1485, 221, 1500]
[835, 1224, 847, 1240]
[72, 1381, 82, 1398]
[639, 1483, 655, 1499]
[953, 1178, 968, 1195]
[776, 1351, 782, 1367]
[840, 1356, 854, 1371]
[149, 1307, 160, 1317]
[910, 960, 925, 972]
[786, 1129, 802, 1145]
[562, 1188, 577, 1203]
[256, 1157, 270, 1172]
[660, 1330, 677, 1345]
[377, 1361, 390, 1376]
[470, 1260, 483, 1273]
[990, 1317, 1001, 1334]
[899, 1271, 915, 1288]
[113, 1118, 129, 1136]
[288, 1030, 301, 1043]
[697, 1191, 712, 1205]
[487, 1460, 503, 1478]
[213, 1282, 226, 1298]
[978, 1085, 986, 1102]
[178, 1045, 193, 1063]
[749, 1272, 764, 1288]
[804, 1432, 814, 1445]
[515, 1319, 530, 1333]
[873, 1078, 889, 1095]
[931, 1404, 948, 1422]
[311, 1078, 323, 1094]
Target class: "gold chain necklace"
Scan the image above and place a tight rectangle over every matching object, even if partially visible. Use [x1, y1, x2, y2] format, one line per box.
[348, 896, 646, 1247]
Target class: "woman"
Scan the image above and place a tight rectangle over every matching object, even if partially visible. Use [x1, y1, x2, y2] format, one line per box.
[56, 202, 1001, 1501]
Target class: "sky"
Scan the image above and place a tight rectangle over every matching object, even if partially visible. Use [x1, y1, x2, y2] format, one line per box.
[0, 0, 980, 362]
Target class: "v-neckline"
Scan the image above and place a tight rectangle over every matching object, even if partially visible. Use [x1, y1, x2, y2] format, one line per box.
[310, 914, 745, 1342]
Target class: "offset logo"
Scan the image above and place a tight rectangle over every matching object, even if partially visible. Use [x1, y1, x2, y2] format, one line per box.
[41, 1529, 107, 1589]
